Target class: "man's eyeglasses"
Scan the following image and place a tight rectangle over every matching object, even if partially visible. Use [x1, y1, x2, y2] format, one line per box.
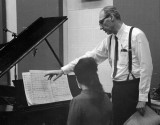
[99, 16, 110, 25]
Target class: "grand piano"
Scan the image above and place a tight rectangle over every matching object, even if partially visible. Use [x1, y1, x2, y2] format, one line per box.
[0, 16, 81, 125]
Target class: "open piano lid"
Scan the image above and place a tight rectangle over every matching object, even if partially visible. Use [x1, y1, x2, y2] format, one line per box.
[0, 16, 67, 78]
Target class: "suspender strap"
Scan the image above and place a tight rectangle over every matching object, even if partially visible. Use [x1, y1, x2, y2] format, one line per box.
[127, 26, 135, 81]
[109, 35, 112, 53]
[128, 27, 134, 72]
[108, 35, 112, 66]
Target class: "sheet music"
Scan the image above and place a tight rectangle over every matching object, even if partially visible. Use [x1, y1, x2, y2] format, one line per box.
[50, 74, 73, 102]
[22, 70, 72, 105]
[22, 72, 33, 106]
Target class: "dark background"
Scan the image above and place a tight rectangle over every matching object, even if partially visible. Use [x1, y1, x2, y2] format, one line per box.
[0, 0, 9, 85]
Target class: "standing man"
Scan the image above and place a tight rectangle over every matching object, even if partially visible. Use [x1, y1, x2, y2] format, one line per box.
[45, 6, 153, 125]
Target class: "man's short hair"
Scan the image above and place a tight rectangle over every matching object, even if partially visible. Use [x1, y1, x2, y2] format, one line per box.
[102, 6, 121, 20]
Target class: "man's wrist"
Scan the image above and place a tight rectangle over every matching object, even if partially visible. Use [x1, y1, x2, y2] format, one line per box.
[60, 69, 64, 75]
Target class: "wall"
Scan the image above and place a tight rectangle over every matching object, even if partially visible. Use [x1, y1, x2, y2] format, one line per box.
[16, 0, 64, 79]
[114, 0, 160, 88]
[0, 0, 5, 44]
[63, 0, 113, 93]
[0, 0, 9, 86]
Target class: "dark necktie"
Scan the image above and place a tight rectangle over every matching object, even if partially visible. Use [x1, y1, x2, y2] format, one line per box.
[112, 36, 118, 78]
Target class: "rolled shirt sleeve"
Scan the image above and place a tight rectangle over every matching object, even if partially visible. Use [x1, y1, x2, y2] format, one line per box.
[61, 37, 109, 74]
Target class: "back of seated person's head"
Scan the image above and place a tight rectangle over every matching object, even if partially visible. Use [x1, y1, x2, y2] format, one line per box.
[74, 57, 105, 104]
[74, 57, 98, 85]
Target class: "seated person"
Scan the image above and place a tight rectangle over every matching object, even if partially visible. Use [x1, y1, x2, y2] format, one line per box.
[67, 57, 112, 125]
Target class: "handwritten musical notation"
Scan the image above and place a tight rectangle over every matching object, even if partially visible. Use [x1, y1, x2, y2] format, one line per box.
[22, 70, 72, 106]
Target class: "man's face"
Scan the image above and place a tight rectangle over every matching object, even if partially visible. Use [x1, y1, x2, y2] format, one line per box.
[99, 11, 114, 35]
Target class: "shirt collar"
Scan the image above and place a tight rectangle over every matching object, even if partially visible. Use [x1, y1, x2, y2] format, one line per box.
[116, 23, 127, 39]
[81, 89, 92, 94]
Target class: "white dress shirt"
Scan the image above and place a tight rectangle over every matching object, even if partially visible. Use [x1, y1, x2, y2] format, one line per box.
[62, 23, 153, 102]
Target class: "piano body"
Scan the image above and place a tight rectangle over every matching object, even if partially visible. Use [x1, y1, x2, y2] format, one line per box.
[0, 16, 81, 125]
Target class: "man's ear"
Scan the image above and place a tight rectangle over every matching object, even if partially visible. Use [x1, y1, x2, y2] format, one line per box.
[76, 78, 81, 89]
[77, 82, 82, 89]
